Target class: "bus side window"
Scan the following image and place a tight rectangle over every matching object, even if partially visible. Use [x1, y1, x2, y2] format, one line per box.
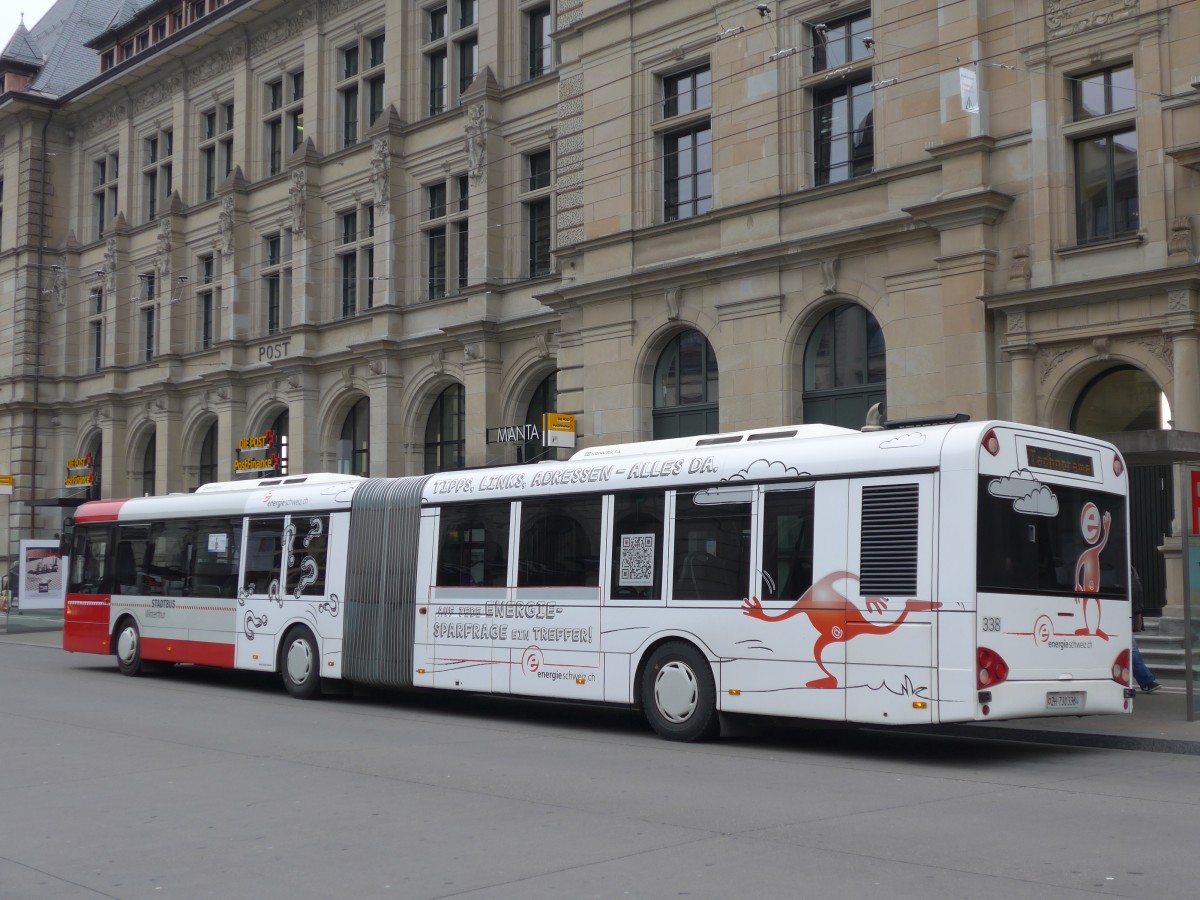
[242, 518, 285, 596]
[69, 526, 112, 594]
[193, 520, 242, 598]
[610, 491, 664, 601]
[673, 489, 752, 601]
[286, 514, 329, 598]
[142, 521, 194, 597]
[761, 488, 815, 601]
[517, 497, 603, 588]
[436, 502, 511, 587]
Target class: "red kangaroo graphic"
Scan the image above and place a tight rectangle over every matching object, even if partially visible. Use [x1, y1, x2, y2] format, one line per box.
[741, 570, 941, 689]
[1073, 503, 1110, 640]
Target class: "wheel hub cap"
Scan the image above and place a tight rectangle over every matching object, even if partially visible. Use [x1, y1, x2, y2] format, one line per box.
[654, 661, 698, 723]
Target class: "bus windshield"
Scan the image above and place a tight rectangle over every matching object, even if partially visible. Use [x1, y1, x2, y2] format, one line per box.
[976, 475, 1127, 599]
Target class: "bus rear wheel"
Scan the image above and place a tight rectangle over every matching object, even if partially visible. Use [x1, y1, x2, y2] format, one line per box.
[114, 619, 145, 677]
[642, 642, 719, 742]
[281, 626, 321, 699]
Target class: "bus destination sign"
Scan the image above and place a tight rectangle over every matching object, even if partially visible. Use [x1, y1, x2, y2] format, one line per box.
[1026, 445, 1094, 477]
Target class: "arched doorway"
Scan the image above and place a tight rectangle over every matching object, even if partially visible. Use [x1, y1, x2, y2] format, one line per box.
[141, 434, 157, 496]
[425, 384, 465, 473]
[337, 398, 370, 477]
[1072, 365, 1171, 615]
[801, 303, 885, 428]
[198, 422, 218, 488]
[653, 330, 718, 440]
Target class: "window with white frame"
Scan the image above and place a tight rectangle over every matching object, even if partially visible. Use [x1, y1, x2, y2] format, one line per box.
[142, 128, 173, 222]
[337, 33, 386, 149]
[424, 2, 477, 116]
[199, 100, 234, 200]
[523, 148, 553, 276]
[810, 11, 874, 186]
[337, 205, 376, 317]
[261, 233, 290, 335]
[1068, 63, 1138, 245]
[265, 71, 304, 176]
[93, 150, 119, 241]
[659, 64, 712, 222]
[524, 2, 552, 80]
[423, 175, 470, 299]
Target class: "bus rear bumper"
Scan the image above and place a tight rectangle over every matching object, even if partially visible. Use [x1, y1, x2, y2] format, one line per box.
[959, 679, 1132, 722]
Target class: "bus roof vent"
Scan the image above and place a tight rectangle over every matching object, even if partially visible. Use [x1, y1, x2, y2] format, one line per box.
[747, 429, 798, 441]
[696, 435, 743, 447]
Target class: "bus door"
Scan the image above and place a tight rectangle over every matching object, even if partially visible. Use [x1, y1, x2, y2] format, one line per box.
[235, 516, 285, 671]
[730, 480, 846, 722]
[844, 474, 937, 725]
[506, 495, 605, 701]
[428, 500, 512, 693]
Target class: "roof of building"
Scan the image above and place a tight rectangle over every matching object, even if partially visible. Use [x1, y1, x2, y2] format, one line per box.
[3, 0, 124, 98]
[1, 19, 43, 68]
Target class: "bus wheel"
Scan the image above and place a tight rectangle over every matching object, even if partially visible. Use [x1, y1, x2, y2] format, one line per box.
[114, 619, 145, 677]
[281, 627, 321, 700]
[641, 642, 718, 742]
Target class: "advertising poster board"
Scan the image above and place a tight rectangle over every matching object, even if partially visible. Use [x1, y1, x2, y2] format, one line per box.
[18, 539, 66, 611]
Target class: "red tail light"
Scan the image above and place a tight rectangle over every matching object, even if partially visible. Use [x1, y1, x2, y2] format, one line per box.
[977, 646, 1009, 689]
[1113, 454, 1124, 477]
[982, 429, 1000, 456]
[1111, 649, 1131, 686]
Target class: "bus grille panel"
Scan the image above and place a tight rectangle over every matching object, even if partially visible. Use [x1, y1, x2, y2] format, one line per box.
[343, 476, 432, 688]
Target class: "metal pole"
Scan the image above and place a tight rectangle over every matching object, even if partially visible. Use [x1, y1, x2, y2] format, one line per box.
[1180, 466, 1195, 721]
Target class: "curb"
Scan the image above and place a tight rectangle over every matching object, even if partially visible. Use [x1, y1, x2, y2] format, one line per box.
[918, 724, 1200, 755]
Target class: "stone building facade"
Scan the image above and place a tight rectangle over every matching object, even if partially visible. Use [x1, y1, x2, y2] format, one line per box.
[2, 0, 1199, 610]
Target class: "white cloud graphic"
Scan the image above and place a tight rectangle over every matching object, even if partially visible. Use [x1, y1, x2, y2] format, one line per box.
[1012, 485, 1060, 517]
[879, 432, 925, 449]
[725, 459, 807, 482]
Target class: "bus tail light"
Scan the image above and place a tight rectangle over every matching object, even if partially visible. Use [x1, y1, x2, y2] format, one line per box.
[1113, 454, 1125, 477]
[977, 646, 1009, 689]
[1111, 649, 1131, 686]
[982, 429, 1000, 456]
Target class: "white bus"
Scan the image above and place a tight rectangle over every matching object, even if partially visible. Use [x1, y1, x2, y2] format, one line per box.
[64, 417, 1136, 741]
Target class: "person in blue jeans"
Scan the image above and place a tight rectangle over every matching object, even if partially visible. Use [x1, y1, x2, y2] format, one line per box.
[1131, 567, 1160, 693]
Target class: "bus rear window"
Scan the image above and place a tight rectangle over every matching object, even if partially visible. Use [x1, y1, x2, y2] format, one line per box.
[977, 475, 1127, 598]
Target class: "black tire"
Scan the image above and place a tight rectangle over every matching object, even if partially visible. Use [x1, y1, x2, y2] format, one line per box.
[114, 618, 145, 677]
[641, 641, 719, 742]
[281, 626, 321, 699]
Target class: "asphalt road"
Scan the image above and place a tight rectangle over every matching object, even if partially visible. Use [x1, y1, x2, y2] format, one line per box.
[2, 641, 1198, 900]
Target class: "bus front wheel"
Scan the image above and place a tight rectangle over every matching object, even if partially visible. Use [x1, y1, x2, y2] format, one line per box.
[114, 619, 145, 677]
[641, 641, 719, 742]
[281, 626, 321, 700]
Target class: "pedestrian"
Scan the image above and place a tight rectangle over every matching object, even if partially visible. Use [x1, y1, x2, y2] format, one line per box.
[1130, 567, 1160, 694]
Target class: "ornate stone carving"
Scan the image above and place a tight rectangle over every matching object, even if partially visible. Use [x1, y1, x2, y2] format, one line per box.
[1092, 336, 1110, 361]
[52, 256, 68, 306]
[664, 289, 680, 320]
[1168, 217, 1193, 256]
[103, 238, 118, 295]
[369, 138, 390, 211]
[431, 349, 445, 375]
[821, 257, 839, 294]
[1037, 345, 1077, 384]
[1132, 334, 1173, 369]
[1168, 290, 1192, 312]
[1047, 0, 1139, 39]
[191, 45, 243, 85]
[218, 196, 235, 256]
[155, 218, 172, 281]
[1005, 310, 1026, 333]
[1008, 245, 1031, 289]
[83, 103, 128, 138]
[464, 343, 481, 361]
[289, 171, 307, 234]
[465, 103, 487, 185]
[248, 5, 314, 56]
[134, 76, 181, 114]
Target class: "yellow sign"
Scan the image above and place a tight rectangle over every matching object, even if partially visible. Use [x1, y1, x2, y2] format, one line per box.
[64, 474, 96, 487]
[543, 413, 576, 433]
[234, 456, 277, 473]
[0, 474, 11, 496]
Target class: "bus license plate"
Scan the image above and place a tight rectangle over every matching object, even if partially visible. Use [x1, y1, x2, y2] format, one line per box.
[1046, 692, 1083, 710]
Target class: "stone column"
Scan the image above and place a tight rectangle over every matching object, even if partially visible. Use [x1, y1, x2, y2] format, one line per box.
[1007, 346, 1038, 425]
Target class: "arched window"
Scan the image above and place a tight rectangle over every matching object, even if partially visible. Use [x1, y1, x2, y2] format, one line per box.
[802, 303, 885, 428]
[271, 409, 290, 476]
[524, 372, 558, 463]
[1072, 366, 1168, 432]
[198, 422, 217, 487]
[425, 384, 465, 472]
[141, 434, 157, 496]
[653, 330, 718, 439]
[337, 398, 370, 476]
[84, 435, 103, 501]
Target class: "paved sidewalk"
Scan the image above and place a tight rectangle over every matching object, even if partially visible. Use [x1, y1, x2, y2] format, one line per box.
[6, 623, 1197, 752]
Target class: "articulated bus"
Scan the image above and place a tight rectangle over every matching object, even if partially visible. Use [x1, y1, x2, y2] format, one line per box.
[64, 417, 1136, 741]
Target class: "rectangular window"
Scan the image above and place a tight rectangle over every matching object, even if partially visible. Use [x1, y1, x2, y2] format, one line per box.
[369, 34, 385, 68]
[517, 497, 602, 587]
[266, 274, 281, 335]
[428, 50, 448, 115]
[456, 220, 469, 290]
[527, 6, 552, 79]
[663, 66, 711, 118]
[429, 4, 447, 41]
[368, 75, 385, 127]
[663, 125, 713, 221]
[458, 37, 478, 93]
[459, 0, 478, 29]
[1071, 65, 1138, 245]
[759, 489, 815, 601]
[141, 129, 172, 223]
[428, 227, 447, 300]
[436, 501, 510, 587]
[341, 253, 357, 318]
[342, 210, 358, 245]
[672, 488, 751, 600]
[813, 75, 874, 186]
[199, 254, 215, 350]
[428, 183, 447, 219]
[812, 11, 873, 72]
[527, 197, 551, 277]
[528, 149, 552, 190]
[200, 102, 233, 199]
[609, 491, 665, 602]
[143, 305, 156, 362]
[1073, 64, 1135, 119]
[242, 518, 284, 593]
[342, 85, 360, 148]
[457, 174, 470, 211]
[342, 45, 360, 80]
[286, 514, 329, 597]
[91, 320, 104, 372]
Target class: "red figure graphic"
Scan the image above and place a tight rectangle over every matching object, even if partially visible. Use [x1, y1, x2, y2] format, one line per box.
[1073, 501, 1110, 640]
[741, 570, 941, 688]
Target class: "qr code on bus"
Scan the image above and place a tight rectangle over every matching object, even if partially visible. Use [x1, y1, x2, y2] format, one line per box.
[619, 534, 655, 587]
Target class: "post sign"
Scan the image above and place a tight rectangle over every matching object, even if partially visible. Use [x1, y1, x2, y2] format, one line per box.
[0, 474, 12, 496]
[64, 453, 96, 488]
[543, 413, 576, 449]
[235, 428, 278, 476]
